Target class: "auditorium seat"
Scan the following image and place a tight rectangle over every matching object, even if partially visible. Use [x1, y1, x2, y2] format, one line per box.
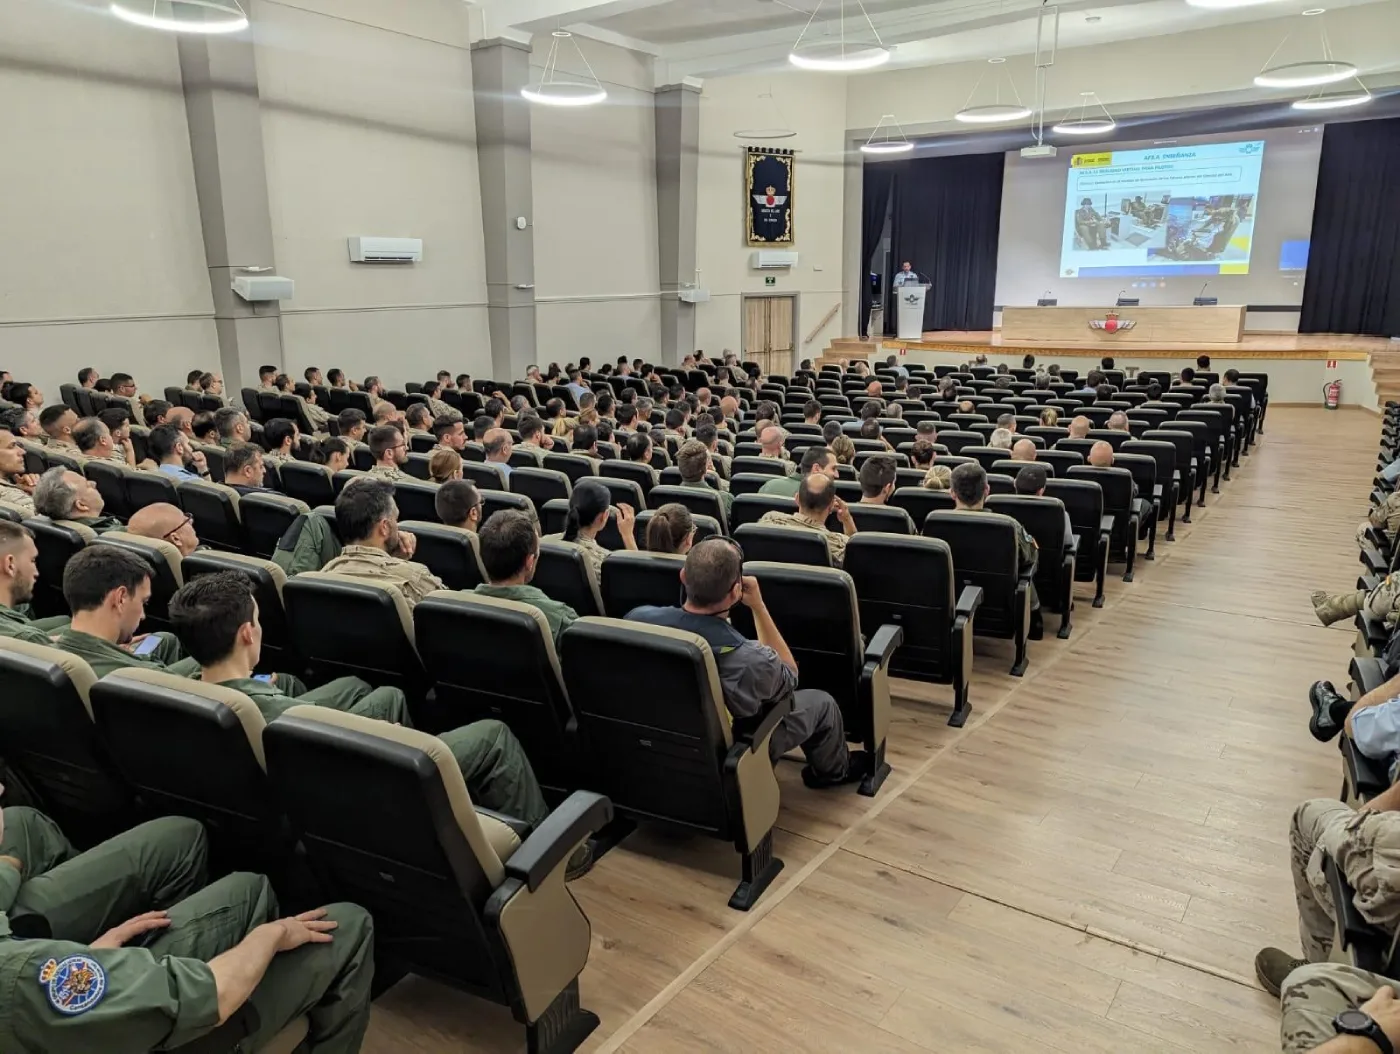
[599, 551, 684, 616]
[391, 480, 441, 525]
[1122, 439, 1178, 541]
[401, 522, 485, 591]
[922, 510, 1033, 676]
[635, 510, 721, 549]
[937, 431, 983, 455]
[0, 638, 134, 848]
[280, 462, 336, 508]
[890, 487, 955, 525]
[84, 461, 133, 522]
[595, 476, 646, 514]
[558, 617, 788, 909]
[510, 466, 571, 510]
[263, 705, 609, 1051]
[599, 459, 657, 501]
[729, 455, 786, 477]
[1067, 466, 1140, 582]
[177, 480, 244, 552]
[235, 492, 308, 560]
[479, 490, 536, 526]
[544, 453, 599, 485]
[465, 462, 511, 493]
[647, 485, 728, 533]
[534, 540, 604, 616]
[732, 523, 832, 568]
[846, 504, 915, 534]
[127, 469, 181, 512]
[1142, 429, 1197, 521]
[1046, 478, 1110, 608]
[1320, 853, 1393, 974]
[987, 494, 1076, 639]
[413, 592, 582, 791]
[1111, 453, 1161, 559]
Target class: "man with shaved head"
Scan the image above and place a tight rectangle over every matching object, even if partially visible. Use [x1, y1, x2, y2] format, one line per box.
[128, 502, 200, 558]
[1011, 438, 1037, 463]
[1068, 415, 1091, 439]
[1107, 411, 1130, 433]
[757, 472, 856, 567]
[757, 424, 793, 476]
[1087, 440, 1116, 468]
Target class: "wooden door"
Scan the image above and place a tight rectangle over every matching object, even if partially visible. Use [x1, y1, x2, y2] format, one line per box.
[742, 296, 795, 377]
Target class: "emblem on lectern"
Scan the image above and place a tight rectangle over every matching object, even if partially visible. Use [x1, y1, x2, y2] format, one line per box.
[1089, 310, 1136, 334]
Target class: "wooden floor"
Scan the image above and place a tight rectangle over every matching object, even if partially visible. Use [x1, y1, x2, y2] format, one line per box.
[364, 408, 1376, 1053]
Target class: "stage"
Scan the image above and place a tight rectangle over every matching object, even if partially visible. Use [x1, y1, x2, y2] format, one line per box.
[865, 330, 1382, 361]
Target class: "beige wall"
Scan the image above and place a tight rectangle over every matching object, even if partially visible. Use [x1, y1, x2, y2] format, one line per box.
[531, 38, 660, 368]
[0, 0, 215, 399]
[256, 0, 492, 385]
[693, 72, 848, 365]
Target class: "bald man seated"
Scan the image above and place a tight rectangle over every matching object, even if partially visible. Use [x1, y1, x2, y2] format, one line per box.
[1010, 439, 1037, 462]
[127, 502, 200, 558]
[1087, 441, 1141, 501]
[1106, 411, 1130, 432]
[1068, 416, 1091, 439]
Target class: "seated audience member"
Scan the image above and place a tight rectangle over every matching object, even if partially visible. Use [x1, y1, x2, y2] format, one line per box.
[404, 403, 433, 438]
[626, 538, 870, 789]
[989, 428, 1014, 451]
[0, 521, 66, 641]
[951, 462, 1041, 637]
[292, 384, 332, 434]
[761, 444, 837, 499]
[184, 368, 204, 393]
[625, 432, 660, 480]
[149, 423, 210, 482]
[473, 509, 577, 643]
[758, 473, 856, 567]
[614, 403, 639, 435]
[831, 435, 856, 466]
[257, 365, 277, 391]
[262, 418, 299, 466]
[957, 400, 976, 414]
[432, 414, 467, 455]
[1068, 415, 1092, 439]
[128, 502, 200, 558]
[320, 479, 443, 608]
[678, 439, 733, 520]
[223, 442, 268, 494]
[0, 806, 376, 1049]
[33, 467, 119, 531]
[822, 420, 843, 445]
[214, 407, 251, 448]
[1196, 354, 1211, 371]
[542, 479, 637, 581]
[1107, 411, 1130, 433]
[1075, 370, 1104, 395]
[910, 440, 936, 471]
[313, 435, 352, 474]
[327, 368, 347, 389]
[366, 425, 409, 483]
[420, 381, 456, 421]
[646, 503, 695, 555]
[0, 430, 36, 516]
[1095, 383, 1115, 403]
[372, 400, 403, 429]
[40, 405, 79, 450]
[859, 418, 895, 451]
[428, 447, 462, 484]
[199, 371, 225, 400]
[10, 384, 43, 411]
[1015, 464, 1073, 543]
[802, 399, 823, 426]
[858, 456, 897, 505]
[483, 427, 514, 479]
[1039, 407, 1060, 427]
[305, 366, 324, 387]
[190, 412, 218, 445]
[435, 479, 481, 532]
[1361, 484, 1400, 547]
[91, 410, 137, 466]
[1011, 439, 1036, 462]
[337, 408, 368, 444]
[572, 424, 602, 462]
[1087, 441, 1115, 469]
[1100, 356, 1114, 371]
[515, 414, 553, 464]
[996, 413, 1017, 435]
[757, 424, 793, 474]
[1175, 367, 1197, 388]
[5, 409, 44, 451]
[695, 421, 730, 479]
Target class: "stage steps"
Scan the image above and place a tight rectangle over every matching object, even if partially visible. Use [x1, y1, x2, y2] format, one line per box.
[1371, 346, 1400, 404]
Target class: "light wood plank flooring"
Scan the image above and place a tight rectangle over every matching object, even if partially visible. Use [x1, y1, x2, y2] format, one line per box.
[364, 407, 1376, 1053]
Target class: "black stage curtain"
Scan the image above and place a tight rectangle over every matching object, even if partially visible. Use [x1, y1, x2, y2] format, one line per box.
[1300, 118, 1400, 336]
[859, 165, 895, 338]
[887, 152, 1006, 333]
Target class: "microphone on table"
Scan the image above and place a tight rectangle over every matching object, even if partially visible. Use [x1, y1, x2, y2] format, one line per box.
[1194, 281, 1217, 307]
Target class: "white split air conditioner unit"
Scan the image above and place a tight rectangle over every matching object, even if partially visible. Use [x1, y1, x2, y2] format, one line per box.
[751, 250, 799, 270]
[347, 237, 423, 264]
[231, 274, 294, 302]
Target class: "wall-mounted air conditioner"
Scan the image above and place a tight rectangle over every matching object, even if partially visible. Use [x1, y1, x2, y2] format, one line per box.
[751, 250, 799, 270]
[348, 237, 423, 264]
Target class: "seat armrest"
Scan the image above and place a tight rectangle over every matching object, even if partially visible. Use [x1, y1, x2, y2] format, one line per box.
[1341, 736, 1390, 801]
[955, 585, 984, 622]
[1351, 656, 1392, 697]
[1361, 573, 1381, 593]
[1360, 544, 1389, 576]
[1152, 484, 1164, 499]
[1099, 515, 1114, 537]
[502, 790, 613, 893]
[1323, 853, 1395, 973]
[1067, 534, 1080, 556]
[474, 808, 534, 841]
[862, 623, 904, 671]
[732, 693, 793, 752]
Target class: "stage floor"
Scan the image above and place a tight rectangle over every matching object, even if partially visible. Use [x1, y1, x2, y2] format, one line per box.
[876, 330, 1384, 360]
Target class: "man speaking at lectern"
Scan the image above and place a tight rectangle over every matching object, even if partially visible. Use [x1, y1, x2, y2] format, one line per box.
[893, 261, 919, 288]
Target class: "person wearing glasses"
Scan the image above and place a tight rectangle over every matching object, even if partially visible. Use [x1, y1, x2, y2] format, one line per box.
[625, 537, 870, 789]
[127, 503, 200, 559]
[365, 425, 410, 483]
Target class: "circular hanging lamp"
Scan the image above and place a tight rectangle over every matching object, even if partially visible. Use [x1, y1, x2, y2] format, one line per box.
[1254, 9, 1359, 89]
[1292, 75, 1372, 109]
[522, 31, 608, 108]
[788, 0, 890, 72]
[734, 88, 797, 140]
[955, 58, 1032, 125]
[860, 114, 913, 155]
[1051, 91, 1116, 136]
[110, 0, 248, 33]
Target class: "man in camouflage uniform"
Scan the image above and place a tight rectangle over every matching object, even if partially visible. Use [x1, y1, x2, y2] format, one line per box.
[0, 429, 37, 518]
[320, 479, 443, 609]
[1312, 575, 1400, 629]
[1360, 489, 1400, 548]
[363, 425, 410, 484]
[1279, 963, 1400, 1053]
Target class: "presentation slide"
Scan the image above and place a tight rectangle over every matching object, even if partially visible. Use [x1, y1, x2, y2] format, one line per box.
[1060, 141, 1264, 280]
[995, 126, 1322, 310]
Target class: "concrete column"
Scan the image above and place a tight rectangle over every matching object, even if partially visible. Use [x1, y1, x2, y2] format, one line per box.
[177, 33, 282, 392]
[471, 37, 537, 381]
[654, 80, 702, 364]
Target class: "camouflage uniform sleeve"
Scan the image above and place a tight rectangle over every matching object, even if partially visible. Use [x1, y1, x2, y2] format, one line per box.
[402, 563, 445, 606]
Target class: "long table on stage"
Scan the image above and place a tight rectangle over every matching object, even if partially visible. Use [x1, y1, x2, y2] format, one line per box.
[1000, 304, 1246, 345]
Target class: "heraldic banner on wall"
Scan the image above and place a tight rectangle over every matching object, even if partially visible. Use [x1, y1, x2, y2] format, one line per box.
[745, 146, 794, 247]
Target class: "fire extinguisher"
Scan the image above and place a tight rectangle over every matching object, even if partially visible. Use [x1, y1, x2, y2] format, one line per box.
[1324, 379, 1342, 410]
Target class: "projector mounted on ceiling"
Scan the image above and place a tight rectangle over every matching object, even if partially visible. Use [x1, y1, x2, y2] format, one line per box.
[1021, 144, 1057, 159]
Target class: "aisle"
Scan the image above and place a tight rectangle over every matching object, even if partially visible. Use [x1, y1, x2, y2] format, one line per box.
[363, 407, 1376, 1054]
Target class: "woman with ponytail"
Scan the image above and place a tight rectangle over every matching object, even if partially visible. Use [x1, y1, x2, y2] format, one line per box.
[541, 479, 636, 582]
[645, 503, 695, 555]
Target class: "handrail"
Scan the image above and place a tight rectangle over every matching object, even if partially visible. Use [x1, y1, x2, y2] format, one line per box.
[804, 302, 841, 347]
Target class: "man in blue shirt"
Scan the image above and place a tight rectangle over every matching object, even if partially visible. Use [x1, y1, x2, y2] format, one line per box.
[1310, 671, 1400, 787]
[483, 427, 514, 480]
[149, 423, 209, 482]
[892, 262, 919, 288]
[564, 369, 590, 408]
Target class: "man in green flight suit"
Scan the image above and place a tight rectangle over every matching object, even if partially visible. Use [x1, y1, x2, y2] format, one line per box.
[0, 805, 374, 1053]
[0, 521, 69, 644]
[473, 509, 579, 644]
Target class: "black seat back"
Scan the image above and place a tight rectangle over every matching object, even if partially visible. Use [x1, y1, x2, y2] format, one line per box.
[182, 551, 290, 670]
[127, 470, 181, 512]
[280, 463, 335, 508]
[890, 487, 955, 523]
[399, 522, 484, 591]
[732, 523, 833, 568]
[236, 493, 307, 560]
[987, 494, 1071, 612]
[648, 485, 727, 532]
[394, 481, 442, 524]
[533, 540, 602, 616]
[84, 462, 131, 522]
[599, 460, 656, 500]
[922, 510, 1024, 639]
[599, 551, 685, 616]
[177, 480, 243, 552]
[509, 467, 571, 511]
[479, 490, 535, 526]
[843, 534, 955, 682]
[846, 504, 914, 534]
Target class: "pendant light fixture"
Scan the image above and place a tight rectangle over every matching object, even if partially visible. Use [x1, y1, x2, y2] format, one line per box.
[1292, 75, 1372, 109]
[1051, 91, 1116, 136]
[788, 0, 890, 72]
[110, 0, 248, 33]
[955, 58, 1032, 124]
[860, 114, 914, 155]
[733, 87, 797, 141]
[522, 31, 608, 108]
[1254, 9, 1357, 89]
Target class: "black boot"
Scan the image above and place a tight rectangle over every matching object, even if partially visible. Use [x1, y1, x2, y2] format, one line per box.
[1308, 680, 1352, 743]
[1028, 608, 1045, 642]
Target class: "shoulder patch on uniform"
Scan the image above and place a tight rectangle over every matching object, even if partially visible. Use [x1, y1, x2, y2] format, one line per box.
[39, 955, 107, 1015]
